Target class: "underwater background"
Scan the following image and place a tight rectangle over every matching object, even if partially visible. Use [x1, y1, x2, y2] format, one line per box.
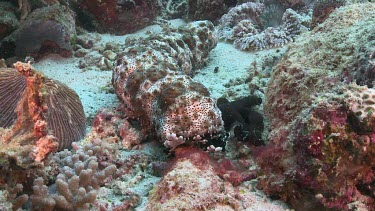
[0, 0, 374, 210]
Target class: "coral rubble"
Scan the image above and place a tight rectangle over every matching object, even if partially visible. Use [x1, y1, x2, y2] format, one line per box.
[113, 21, 224, 150]
[258, 3, 375, 210]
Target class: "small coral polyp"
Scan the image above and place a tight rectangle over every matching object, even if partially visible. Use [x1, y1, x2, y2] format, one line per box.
[346, 86, 375, 134]
[113, 21, 224, 149]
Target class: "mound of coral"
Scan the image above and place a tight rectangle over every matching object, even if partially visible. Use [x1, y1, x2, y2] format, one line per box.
[257, 3, 375, 210]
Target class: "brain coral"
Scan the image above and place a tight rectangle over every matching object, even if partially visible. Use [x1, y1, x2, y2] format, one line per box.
[257, 3, 375, 210]
[113, 21, 224, 149]
[0, 62, 85, 164]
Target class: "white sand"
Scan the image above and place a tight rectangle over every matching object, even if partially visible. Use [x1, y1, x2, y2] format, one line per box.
[194, 42, 255, 100]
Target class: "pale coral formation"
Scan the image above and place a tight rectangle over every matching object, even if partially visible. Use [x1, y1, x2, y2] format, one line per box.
[217, 2, 309, 51]
[113, 21, 224, 150]
[346, 85, 375, 134]
[31, 143, 116, 210]
[217, 2, 265, 41]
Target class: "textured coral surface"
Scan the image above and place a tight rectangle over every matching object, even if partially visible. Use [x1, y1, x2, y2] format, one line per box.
[258, 3, 375, 210]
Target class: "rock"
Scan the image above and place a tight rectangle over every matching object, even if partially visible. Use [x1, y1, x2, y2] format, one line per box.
[13, 4, 76, 59]
[102, 50, 117, 61]
[187, 0, 229, 23]
[0, 2, 19, 40]
[76, 0, 159, 35]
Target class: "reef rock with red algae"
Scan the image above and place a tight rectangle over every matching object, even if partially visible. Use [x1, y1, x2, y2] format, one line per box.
[78, 0, 159, 35]
[146, 147, 287, 210]
[257, 3, 375, 210]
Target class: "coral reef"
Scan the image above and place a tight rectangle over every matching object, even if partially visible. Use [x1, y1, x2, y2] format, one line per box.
[217, 2, 265, 41]
[86, 108, 145, 149]
[159, 0, 188, 19]
[72, 31, 122, 71]
[113, 20, 224, 150]
[0, 62, 85, 166]
[14, 4, 76, 59]
[217, 2, 309, 51]
[257, 3, 375, 210]
[76, 0, 159, 35]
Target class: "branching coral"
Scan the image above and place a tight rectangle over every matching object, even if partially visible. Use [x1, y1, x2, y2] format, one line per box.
[31, 143, 117, 210]
[113, 21, 224, 150]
